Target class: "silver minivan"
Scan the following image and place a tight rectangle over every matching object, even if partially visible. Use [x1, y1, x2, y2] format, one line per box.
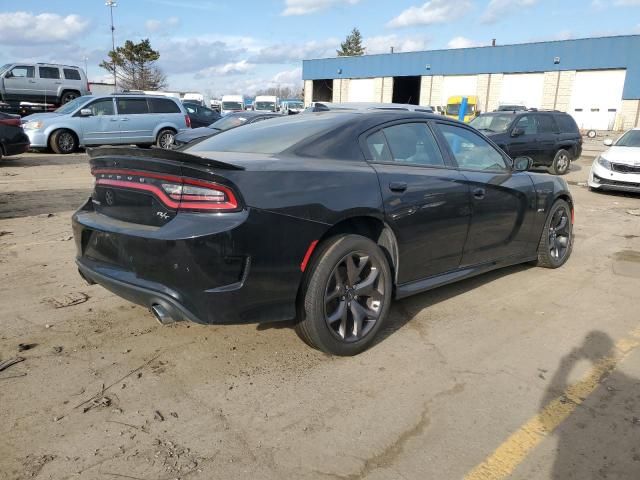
[0, 63, 90, 105]
[23, 94, 190, 154]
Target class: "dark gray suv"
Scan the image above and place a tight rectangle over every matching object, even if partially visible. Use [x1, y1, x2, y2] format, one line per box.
[470, 110, 583, 175]
[0, 63, 90, 105]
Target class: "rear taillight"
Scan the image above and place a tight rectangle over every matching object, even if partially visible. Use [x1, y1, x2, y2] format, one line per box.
[92, 169, 239, 212]
[185, 115, 191, 128]
[160, 180, 237, 211]
[0, 117, 21, 127]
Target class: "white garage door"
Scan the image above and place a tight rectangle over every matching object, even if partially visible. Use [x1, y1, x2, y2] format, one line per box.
[348, 78, 375, 102]
[500, 73, 544, 109]
[570, 70, 626, 131]
[440, 75, 478, 106]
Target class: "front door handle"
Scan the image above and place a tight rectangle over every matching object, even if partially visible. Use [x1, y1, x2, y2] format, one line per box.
[473, 188, 486, 200]
[389, 182, 408, 193]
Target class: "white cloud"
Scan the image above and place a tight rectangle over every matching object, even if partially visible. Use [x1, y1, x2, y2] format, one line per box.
[365, 34, 430, 54]
[481, 0, 538, 24]
[0, 12, 89, 44]
[273, 67, 303, 86]
[250, 38, 339, 63]
[145, 17, 180, 33]
[215, 60, 254, 76]
[282, 0, 361, 16]
[387, 0, 471, 28]
[614, 0, 640, 4]
[447, 36, 479, 49]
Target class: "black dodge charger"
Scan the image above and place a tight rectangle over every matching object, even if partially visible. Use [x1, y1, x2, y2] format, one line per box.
[73, 112, 574, 356]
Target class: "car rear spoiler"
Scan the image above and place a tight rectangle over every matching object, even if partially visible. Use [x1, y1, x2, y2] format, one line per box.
[86, 146, 245, 171]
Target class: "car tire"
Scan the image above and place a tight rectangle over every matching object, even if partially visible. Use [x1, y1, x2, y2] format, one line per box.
[295, 234, 392, 356]
[549, 149, 571, 175]
[534, 199, 573, 269]
[50, 129, 78, 154]
[156, 129, 176, 150]
[60, 91, 79, 104]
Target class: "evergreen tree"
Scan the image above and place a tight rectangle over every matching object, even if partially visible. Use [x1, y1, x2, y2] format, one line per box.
[337, 28, 365, 56]
[100, 39, 167, 90]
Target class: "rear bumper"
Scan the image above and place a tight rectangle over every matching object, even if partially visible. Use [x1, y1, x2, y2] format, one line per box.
[77, 257, 203, 324]
[72, 198, 326, 325]
[3, 138, 30, 156]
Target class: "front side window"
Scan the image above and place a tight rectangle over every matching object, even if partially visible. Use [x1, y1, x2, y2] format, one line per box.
[381, 123, 445, 167]
[39, 67, 61, 79]
[86, 98, 114, 116]
[116, 98, 150, 115]
[514, 115, 537, 135]
[438, 123, 509, 172]
[8, 66, 35, 78]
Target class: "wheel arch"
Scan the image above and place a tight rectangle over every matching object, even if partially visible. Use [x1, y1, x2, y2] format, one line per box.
[312, 215, 400, 286]
[59, 89, 81, 102]
[153, 124, 178, 139]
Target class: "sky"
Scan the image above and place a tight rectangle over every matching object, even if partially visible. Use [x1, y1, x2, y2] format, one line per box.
[1, 0, 639, 96]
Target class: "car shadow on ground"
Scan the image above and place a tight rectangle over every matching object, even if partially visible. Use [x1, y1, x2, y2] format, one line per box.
[539, 330, 640, 478]
[0, 188, 90, 219]
[1, 152, 88, 168]
[257, 263, 532, 350]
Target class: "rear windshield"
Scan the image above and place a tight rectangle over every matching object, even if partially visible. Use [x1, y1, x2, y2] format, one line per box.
[187, 115, 344, 155]
[615, 130, 640, 147]
[209, 115, 250, 130]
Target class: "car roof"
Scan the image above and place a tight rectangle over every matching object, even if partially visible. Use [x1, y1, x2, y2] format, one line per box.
[311, 102, 433, 112]
[226, 111, 278, 118]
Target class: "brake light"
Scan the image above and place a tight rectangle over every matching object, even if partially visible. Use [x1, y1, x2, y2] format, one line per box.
[185, 115, 191, 128]
[0, 117, 21, 127]
[92, 169, 239, 211]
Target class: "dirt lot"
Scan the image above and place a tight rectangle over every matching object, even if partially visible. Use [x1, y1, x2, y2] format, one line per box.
[1, 151, 639, 480]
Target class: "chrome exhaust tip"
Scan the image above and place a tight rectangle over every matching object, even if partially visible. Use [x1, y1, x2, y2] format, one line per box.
[151, 304, 175, 325]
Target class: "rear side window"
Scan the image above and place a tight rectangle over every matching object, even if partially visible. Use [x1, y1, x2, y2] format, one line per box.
[536, 115, 558, 133]
[555, 114, 579, 134]
[382, 123, 445, 167]
[63, 68, 82, 80]
[116, 98, 150, 115]
[366, 130, 392, 162]
[39, 67, 60, 79]
[148, 98, 181, 114]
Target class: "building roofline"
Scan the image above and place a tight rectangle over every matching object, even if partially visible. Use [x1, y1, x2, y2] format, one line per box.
[302, 34, 640, 63]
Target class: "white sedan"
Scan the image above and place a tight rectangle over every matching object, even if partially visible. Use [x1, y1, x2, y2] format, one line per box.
[589, 128, 640, 193]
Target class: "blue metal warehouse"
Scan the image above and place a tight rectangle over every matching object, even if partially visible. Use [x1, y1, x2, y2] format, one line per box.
[302, 35, 640, 131]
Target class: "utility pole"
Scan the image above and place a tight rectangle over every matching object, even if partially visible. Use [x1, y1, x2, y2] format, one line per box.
[106, 1, 117, 91]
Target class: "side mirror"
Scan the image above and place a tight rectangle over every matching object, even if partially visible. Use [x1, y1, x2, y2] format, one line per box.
[79, 108, 93, 117]
[4, 71, 13, 78]
[603, 138, 613, 147]
[513, 156, 532, 172]
[511, 127, 524, 137]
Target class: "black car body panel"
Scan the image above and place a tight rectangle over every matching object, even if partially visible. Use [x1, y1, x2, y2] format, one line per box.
[471, 111, 583, 167]
[72, 112, 573, 326]
[0, 112, 29, 157]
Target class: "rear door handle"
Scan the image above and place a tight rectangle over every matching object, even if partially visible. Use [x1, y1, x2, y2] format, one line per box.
[389, 182, 408, 193]
[473, 188, 486, 200]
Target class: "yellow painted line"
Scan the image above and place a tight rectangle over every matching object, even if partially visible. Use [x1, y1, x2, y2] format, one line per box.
[464, 327, 640, 480]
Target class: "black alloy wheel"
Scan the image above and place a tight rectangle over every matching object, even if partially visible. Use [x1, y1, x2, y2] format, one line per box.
[324, 251, 385, 342]
[61, 91, 79, 104]
[296, 234, 392, 356]
[534, 199, 573, 268]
